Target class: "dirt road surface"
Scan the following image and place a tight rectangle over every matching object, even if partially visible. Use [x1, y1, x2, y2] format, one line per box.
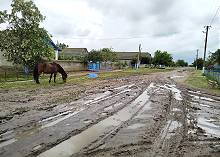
[0, 69, 220, 157]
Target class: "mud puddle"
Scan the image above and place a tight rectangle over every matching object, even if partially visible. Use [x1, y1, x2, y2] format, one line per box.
[126, 123, 146, 129]
[186, 91, 220, 154]
[170, 75, 184, 79]
[163, 120, 182, 139]
[159, 84, 182, 101]
[181, 89, 220, 156]
[197, 117, 220, 137]
[0, 84, 136, 149]
[0, 108, 85, 148]
[37, 83, 154, 157]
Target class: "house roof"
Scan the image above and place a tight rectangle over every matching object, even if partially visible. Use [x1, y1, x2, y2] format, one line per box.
[62, 48, 88, 56]
[116, 52, 151, 60]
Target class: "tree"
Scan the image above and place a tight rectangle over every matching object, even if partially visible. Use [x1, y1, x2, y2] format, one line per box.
[100, 48, 118, 68]
[0, 0, 54, 69]
[57, 43, 69, 50]
[87, 49, 103, 62]
[77, 49, 102, 65]
[57, 42, 69, 60]
[176, 59, 188, 67]
[192, 58, 204, 70]
[130, 57, 137, 68]
[207, 49, 220, 66]
[140, 55, 152, 64]
[152, 50, 173, 66]
[79, 48, 118, 64]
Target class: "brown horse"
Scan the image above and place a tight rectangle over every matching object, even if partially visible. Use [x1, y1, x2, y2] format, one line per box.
[33, 62, 67, 84]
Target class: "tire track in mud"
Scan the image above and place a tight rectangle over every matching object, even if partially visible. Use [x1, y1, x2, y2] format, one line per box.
[1, 70, 204, 157]
[149, 84, 185, 157]
[37, 83, 155, 157]
[69, 83, 186, 157]
[0, 83, 145, 157]
[180, 88, 220, 156]
[0, 84, 134, 146]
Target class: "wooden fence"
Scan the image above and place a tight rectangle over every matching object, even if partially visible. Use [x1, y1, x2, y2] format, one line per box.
[204, 69, 220, 84]
[0, 66, 31, 82]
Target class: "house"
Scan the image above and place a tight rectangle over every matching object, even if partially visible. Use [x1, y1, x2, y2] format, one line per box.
[116, 52, 151, 65]
[60, 48, 88, 60]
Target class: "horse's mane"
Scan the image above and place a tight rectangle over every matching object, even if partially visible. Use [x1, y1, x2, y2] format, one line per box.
[54, 62, 67, 77]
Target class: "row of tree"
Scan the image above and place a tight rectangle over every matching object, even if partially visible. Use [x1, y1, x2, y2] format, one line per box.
[81, 49, 188, 67]
[131, 50, 188, 67]
[192, 49, 220, 69]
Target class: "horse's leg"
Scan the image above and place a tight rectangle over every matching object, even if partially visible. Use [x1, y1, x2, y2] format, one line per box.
[36, 75, 40, 84]
[54, 73, 57, 83]
[49, 73, 53, 83]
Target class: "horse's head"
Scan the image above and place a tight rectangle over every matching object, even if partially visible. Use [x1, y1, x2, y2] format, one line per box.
[55, 63, 68, 83]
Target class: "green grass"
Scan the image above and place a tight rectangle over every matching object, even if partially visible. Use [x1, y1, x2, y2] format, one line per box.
[0, 73, 33, 82]
[0, 68, 174, 90]
[185, 70, 220, 95]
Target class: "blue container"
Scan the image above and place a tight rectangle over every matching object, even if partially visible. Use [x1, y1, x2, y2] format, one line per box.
[88, 62, 100, 71]
[88, 73, 98, 78]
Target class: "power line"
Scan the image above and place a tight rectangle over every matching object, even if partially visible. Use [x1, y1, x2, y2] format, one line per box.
[209, 5, 220, 26]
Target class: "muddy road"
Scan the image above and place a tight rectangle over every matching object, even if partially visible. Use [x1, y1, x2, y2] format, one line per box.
[0, 70, 220, 157]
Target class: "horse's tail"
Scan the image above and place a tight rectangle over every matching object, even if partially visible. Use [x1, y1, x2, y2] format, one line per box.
[33, 64, 40, 84]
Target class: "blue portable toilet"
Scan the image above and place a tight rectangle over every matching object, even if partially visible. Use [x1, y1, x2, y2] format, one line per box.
[87, 61, 100, 78]
[88, 61, 100, 71]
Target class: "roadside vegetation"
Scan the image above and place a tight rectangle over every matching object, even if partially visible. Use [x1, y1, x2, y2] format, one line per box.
[185, 70, 220, 95]
[0, 67, 174, 90]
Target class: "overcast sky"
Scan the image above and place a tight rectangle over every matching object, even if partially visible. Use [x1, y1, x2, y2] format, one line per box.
[0, 0, 219, 63]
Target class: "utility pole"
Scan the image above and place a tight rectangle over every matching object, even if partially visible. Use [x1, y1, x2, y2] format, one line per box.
[196, 49, 199, 70]
[137, 44, 142, 69]
[202, 26, 211, 73]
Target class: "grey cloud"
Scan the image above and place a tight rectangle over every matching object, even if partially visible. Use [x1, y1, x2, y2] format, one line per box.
[51, 23, 91, 38]
[86, 0, 181, 37]
[86, 0, 177, 22]
[148, 0, 177, 15]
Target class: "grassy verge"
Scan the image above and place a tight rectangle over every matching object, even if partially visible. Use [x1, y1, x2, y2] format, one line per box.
[0, 68, 174, 90]
[185, 70, 220, 95]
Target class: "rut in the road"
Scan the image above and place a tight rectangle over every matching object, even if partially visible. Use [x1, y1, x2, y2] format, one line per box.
[68, 83, 187, 157]
[0, 82, 145, 157]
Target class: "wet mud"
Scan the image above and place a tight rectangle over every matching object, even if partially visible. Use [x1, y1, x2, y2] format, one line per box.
[0, 69, 219, 157]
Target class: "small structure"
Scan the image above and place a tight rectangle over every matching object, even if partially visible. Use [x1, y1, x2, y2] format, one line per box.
[87, 61, 100, 78]
[88, 61, 100, 71]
